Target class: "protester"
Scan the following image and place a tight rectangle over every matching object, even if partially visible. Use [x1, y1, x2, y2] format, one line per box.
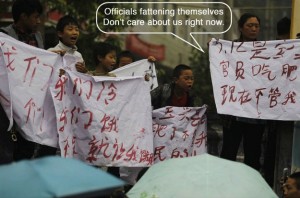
[117, 50, 135, 68]
[283, 172, 300, 198]
[151, 64, 194, 110]
[117, 50, 156, 68]
[219, 13, 266, 171]
[48, 15, 87, 74]
[88, 42, 117, 76]
[33, 15, 88, 157]
[0, 0, 46, 163]
[263, 16, 292, 187]
[136, 64, 195, 183]
[276, 17, 291, 40]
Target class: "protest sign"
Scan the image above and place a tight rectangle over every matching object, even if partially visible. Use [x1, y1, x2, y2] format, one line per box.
[50, 70, 154, 166]
[110, 59, 158, 90]
[152, 106, 207, 163]
[209, 38, 300, 120]
[0, 33, 61, 147]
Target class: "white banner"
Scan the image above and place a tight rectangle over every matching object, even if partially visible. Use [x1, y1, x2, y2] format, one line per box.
[209, 38, 300, 120]
[50, 70, 154, 166]
[0, 33, 207, 167]
[152, 106, 207, 163]
[0, 33, 61, 147]
[110, 59, 158, 90]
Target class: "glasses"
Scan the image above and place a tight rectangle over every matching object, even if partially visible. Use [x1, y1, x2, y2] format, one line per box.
[245, 23, 260, 28]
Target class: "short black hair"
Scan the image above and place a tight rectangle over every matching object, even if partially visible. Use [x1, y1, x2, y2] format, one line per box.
[289, 172, 300, 190]
[12, 0, 43, 22]
[56, 15, 79, 32]
[118, 50, 135, 61]
[172, 64, 192, 78]
[277, 17, 291, 36]
[93, 42, 116, 65]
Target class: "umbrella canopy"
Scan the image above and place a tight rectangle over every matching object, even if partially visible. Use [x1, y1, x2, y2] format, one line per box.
[0, 156, 125, 198]
[127, 153, 278, 198]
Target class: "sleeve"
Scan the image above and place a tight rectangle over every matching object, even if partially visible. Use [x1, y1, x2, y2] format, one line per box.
[150, 86, 162, 110]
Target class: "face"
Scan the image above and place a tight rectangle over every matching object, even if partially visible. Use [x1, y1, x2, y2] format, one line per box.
[240, 17, 260, 41]
[21, 11, 41, 33]
[174, 69, 194, 92]
[283, 178, 300, 198]
[118, 57, 133, 67]
[99, 51, 116, 72]
[58, 24, 80, 47]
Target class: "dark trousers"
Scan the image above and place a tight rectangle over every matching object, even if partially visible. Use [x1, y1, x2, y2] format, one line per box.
[107, 167, 120, 178]
[1, 105, 57, 163]
[13, 131, 35, 161]
[220, 119, 265, 171]
[13, 132, 57, 160]
[36, 145, 57, 157]
[0, 105, 13, 164]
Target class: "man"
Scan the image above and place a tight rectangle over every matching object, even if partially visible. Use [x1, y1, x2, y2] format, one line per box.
[0, 0, 57, 163]
[283, 172, 300, 198]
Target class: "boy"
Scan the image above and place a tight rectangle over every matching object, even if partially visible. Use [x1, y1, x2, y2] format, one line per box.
[89, 42, 117, 76]
[151, 64, 194, 110]
[283, 172, 300, 198]
[48, 15, 87, 73]
[117, 50, 135, 68]
[117, 50, 156, 68]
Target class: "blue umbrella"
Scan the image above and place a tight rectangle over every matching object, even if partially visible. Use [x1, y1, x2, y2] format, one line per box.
[0, 156, 125, 198]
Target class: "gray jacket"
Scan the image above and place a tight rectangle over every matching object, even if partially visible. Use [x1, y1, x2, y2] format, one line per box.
[0, 24, 44, 49]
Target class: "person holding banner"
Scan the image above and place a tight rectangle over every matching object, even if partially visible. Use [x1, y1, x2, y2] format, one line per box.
[136, 64, 195, 182]
[48, 15, 87, 74]
[88, 42, 117, 77]
[282, 172, 300, 198]
[151, 64, 194, 110]
[0, 0, 47, 163]
[263, 16, 292, 187]
[219, 13, 266, 171]
[117, 50, 156, 68]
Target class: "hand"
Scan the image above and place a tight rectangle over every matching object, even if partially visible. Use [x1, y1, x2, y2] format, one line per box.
[59, 69, 66, 77]
[147, 56, 156, 62]
[75, 62, 88, 73]
[144, 73, 150, 81]
[51, 50, 66, 56]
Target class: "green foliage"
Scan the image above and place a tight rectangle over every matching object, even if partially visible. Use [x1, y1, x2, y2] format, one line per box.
[189, 48, 216, 114]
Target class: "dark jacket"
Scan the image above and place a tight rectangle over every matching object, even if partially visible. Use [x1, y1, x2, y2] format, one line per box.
[0, 24, 44, 49]
[151, 83, 194, 110]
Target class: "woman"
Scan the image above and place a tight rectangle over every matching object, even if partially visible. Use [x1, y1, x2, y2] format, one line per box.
[220, 13, 266, 171]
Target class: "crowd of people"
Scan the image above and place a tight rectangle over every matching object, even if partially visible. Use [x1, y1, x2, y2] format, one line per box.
[0, 0, 299, 197]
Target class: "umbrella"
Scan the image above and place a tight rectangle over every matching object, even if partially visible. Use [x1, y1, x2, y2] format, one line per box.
[127, 153, 278, 198]
[0, 156, 125, 198]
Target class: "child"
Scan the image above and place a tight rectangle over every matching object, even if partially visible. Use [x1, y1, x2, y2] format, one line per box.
[151, 64, 194, 109]
[48, 15, 87, 73]
[117, 50, 135, 68]
[117, 50, 156, 68]
[88, 42, 117, 76]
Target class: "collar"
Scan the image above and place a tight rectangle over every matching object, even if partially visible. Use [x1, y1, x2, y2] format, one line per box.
[58, 40, 78, 52]
[12, 24, 35, 35]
